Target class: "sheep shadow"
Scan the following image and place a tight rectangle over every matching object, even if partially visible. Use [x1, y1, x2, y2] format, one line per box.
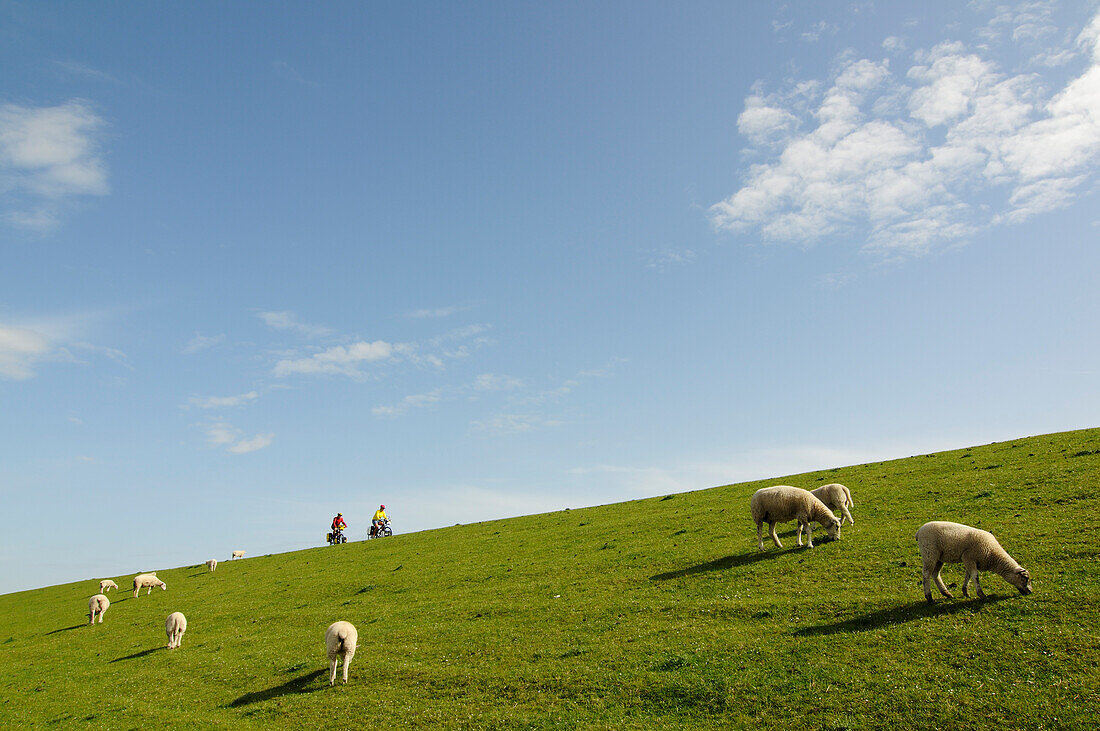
[793, 596, 1012, 637]
[110, 648, 161, 662]
[46, 624, 87, 635]
[650, 548, 801, 581]
[228, 668, 328, 707]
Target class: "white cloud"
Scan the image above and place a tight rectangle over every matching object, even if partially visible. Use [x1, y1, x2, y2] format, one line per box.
[183, 333, 225, 354]
[474, 373, 524, 391]
[371, 388, 444, 417]
[227, 433, 274, 454]
[406, 305, 469, 319]
[204, 421, 273, 454]
[274, 340, 395, 377]
[0, 325, 51, 379]
[471, 413, 564, 436]
[0, 101, 108, 231]
[712, 9, 1100, 255]
[189, 391, 260, 409]
[257, 310, 333, 339]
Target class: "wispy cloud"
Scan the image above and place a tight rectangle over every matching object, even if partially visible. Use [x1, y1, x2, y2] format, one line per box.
[0, 325, 51, 379]
[228, 433, 274, 454]
[470, 413, 564, 436]
[0, 100, 109, 231]
[183, 333, 225, 354]
[188, 391, 260, 409]
[406, 305, 471, 319]
[257, 310, 333, 339]
[203, 421, 273, 454]
[274, 340, 398, 377]
[711, 9, 1100, 255]
[0, 314, 123, 379]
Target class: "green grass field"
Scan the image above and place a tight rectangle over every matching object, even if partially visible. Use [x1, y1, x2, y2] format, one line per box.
[3, 428, 1099, 729]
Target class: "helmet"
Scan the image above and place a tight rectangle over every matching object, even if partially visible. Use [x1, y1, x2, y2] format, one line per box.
[380, 505, 385, 509]
[337, 512, 342, 516]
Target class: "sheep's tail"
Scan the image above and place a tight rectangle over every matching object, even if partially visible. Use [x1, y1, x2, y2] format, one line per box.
[842, 485, 853, 507]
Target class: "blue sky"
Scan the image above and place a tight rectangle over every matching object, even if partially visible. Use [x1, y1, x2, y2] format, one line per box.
[2, 1, 1099, 594]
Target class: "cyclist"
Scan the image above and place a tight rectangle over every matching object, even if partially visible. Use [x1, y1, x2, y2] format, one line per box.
[330, 512, 347, 543]
[370, 504, 388, 537]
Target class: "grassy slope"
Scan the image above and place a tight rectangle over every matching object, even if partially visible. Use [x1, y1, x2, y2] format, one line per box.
[2, 428, 1099, 730]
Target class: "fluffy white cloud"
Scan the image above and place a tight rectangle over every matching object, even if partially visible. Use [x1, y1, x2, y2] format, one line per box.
[712, 9, 1100, 255]
[0, 101, 108, 230]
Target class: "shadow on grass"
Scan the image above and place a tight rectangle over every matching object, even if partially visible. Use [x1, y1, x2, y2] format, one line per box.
[228, 669, 327, 707]
[110, 648, 161, 662]
[650, 548, 801, 581]
[45, 624, 87, 635]
[793, 596, 1012, 636]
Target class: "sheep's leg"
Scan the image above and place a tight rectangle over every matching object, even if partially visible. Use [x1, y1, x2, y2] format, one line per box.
[972, 567, 986, 599]
[922, 565, 934, 603]
[841, 505, 854, 525]
[757, 522, 765, 551]
[176, 630, 183, 647]
[342, 652, 352, 684]
[329, 657, 339, 686]
[932, 561, 952, 598]
[805, 522, 814, 548]
[769, 523, 782, 548]
[796, 522, 804, 546]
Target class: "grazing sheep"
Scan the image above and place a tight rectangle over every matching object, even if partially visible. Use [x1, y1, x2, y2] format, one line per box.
[916, 521, 1033, 603]
[750, 485, 842, 550]
[206, 559, 217, 572]
[132, 573, 167, 598]
[88, 594, 109, 624]
[231, 550, 245, 559]
[325, 621, 358, 685]
[811, 483, 855, 526]
[99, 579, 118, 593]
[166, 612, 187, 649]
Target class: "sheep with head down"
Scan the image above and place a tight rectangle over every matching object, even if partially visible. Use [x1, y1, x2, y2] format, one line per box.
[99, 579, 118, 593]
[325, 621, 358, 685]
[750, 485, 841, 550]
[206, 559, 217, 572]
[231, 550, 245, 559]
[166, 612, 187, 649]
[916, 521, 1032, 602]
[133, 573, 167, 598]
[88, 594, 109, 624]
[810, 482, 855, 526]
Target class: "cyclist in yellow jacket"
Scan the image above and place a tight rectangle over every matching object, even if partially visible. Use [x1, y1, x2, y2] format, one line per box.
[371, 504, 388, 537]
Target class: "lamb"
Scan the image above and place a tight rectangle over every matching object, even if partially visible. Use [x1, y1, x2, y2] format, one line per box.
[750, 485, 842, 550]
[206, 559, 217, 572]
[231, 550, 245, 559]
[325, 621, 358, 685]
[99, 579, 118, 593]
[810, 483, 855, 526]
[166, 612, 187, 649]
[88, 594, 109, 624]
[916, 521, 1032, 602]
[132, 573, 167, 598]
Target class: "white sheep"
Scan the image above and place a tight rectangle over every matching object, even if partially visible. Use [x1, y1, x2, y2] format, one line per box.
[206, 559, 217, 572]
[750, 485, 842, 550]
[916, 521, 1033, 602]
[88, 594, 109, 624]
[132, 573, 167, 598]
[99, 579, 118, 593]
[810, 482, 855, 526]
[231, 550, 245, 559]
[166, 612, 187, 649]
[325, 621, 358, 685]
